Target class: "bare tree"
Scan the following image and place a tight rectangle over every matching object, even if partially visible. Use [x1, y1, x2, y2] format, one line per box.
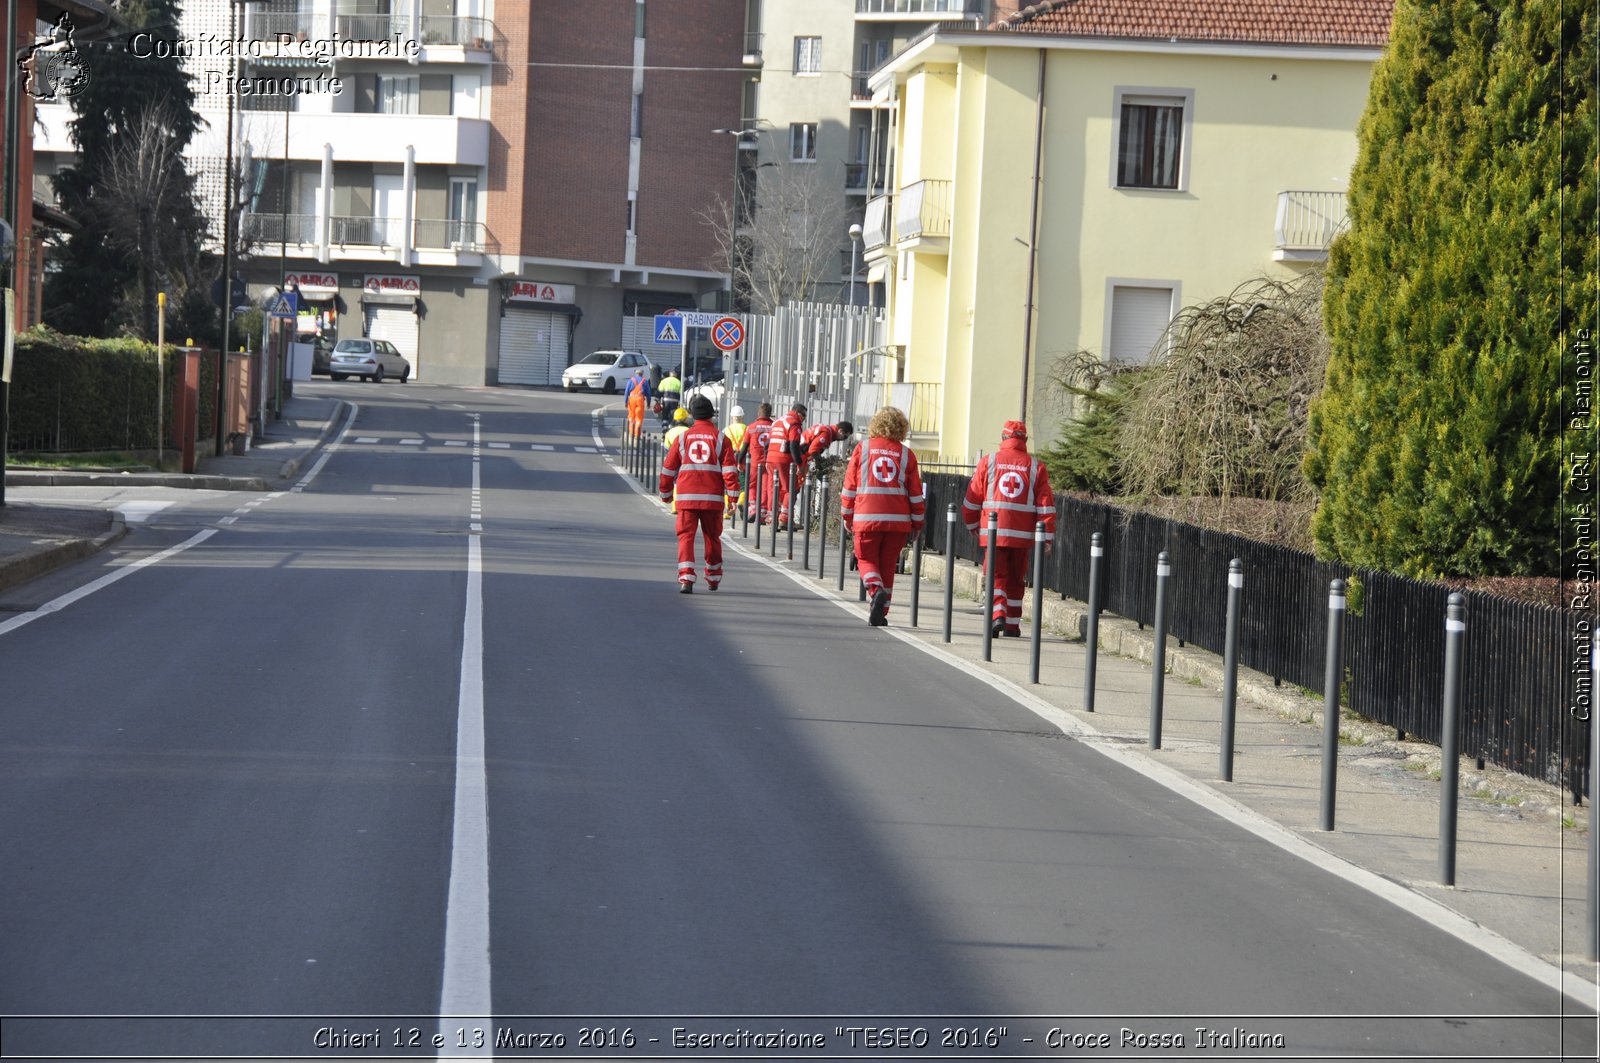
[701, 161, 852, 313]
[98, 104, 206, 339]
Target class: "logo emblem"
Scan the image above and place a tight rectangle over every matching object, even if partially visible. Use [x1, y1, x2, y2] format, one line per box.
[687, 439, 712, 464]
[871, 455, 899, 483]
[998, 470, 1027, 500]
[20, 14, 90, 101]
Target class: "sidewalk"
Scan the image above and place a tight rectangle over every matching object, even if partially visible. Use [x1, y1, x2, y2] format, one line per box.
[0, 395, 346, 594]
[5, 404, 1597, 1011]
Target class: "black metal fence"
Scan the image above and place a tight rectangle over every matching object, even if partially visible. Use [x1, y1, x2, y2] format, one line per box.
[920, 472, 1587, 796]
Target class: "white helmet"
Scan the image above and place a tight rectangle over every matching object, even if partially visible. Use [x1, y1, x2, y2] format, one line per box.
[731, 405, 745, 418]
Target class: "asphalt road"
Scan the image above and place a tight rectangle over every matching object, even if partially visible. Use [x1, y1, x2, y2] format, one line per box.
[0, 384, 1587, 1060]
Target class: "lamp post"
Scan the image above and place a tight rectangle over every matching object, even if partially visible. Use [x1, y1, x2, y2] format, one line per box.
[847, 222, 862, 306]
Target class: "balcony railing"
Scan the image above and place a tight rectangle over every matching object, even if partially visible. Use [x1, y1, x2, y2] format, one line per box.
[862, 195, 891, 251]
[1274, 190, 1348, 254]
[418, 15, 494, 49]
[852, 72, 872, 99]
[744, 31, 763, 61]
[243, 212, 318, 246]
[883, 381, 941, 436]
[855, 0, 983, 16]
[413, 218, 494, 252]
[331, 215, 398, 246]
[894, 178, 952, 243]
[336, 13, 401, 41]
[247, 12, 310, 42]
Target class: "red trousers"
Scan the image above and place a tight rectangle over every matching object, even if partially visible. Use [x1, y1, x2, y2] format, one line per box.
[768, 463, 798, 524]
[853, 529, 909, 607]
[675, 508, 724, 585]
[985, 545, 1029, 632]
[747, 463, 768, 520]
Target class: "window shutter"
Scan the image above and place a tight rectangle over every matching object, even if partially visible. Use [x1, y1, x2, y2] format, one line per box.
[1109, 286, 1174, 363]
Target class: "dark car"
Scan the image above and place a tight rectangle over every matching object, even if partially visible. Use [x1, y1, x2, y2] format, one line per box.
[303, 334, 334, 376]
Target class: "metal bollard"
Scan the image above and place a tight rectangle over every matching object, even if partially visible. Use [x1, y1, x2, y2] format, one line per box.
[1084, 532, 1103, 712]
[837, 503, 850, 591]
[740, 456, 750, 539]
[1148, 550, 1171, 749]
[817, 476, 829, 581]
[770, 469, 781, 558]
[1220, 559, 1244, 781]
[982, 512, 998, 663]
[909, 525, 923, 627]
[802, 475, 814, 570]
[1439, 594, 1466, 885]
[943, 504, 957, 643]
[1319, 578, 1349, 832]
[785, 466, 797, 561]
[753, 465, 763, 548]
[1029, 521, 1046, 684]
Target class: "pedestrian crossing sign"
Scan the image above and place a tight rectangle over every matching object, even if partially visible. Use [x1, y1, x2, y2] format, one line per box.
[270, 292, 299, 318]
[653, 315, 681, 344]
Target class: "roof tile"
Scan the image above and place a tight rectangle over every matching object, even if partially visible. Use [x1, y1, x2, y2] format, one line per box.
[989, 0, 1393, 48]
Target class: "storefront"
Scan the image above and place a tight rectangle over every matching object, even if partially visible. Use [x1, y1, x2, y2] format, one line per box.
[361, 274, 422, 379]
[497, 279, 581, 386]
[285, 271, 341, 341]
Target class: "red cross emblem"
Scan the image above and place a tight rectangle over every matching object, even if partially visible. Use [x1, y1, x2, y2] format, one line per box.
[998, 470, 1027, 499]
[687, 439, 712, 464]
[871, 455, 899, 483]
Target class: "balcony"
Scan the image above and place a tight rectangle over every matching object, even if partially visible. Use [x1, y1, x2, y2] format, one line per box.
[243, 212, 493, 266]
[418, 15, 494, 49]
[257, 113, 489, 167]
[743, 31, 763, 68]
[861, 195, 891, 253]
[331, 14, 495, 58]
[883, 381, 941, 437]
[894, 178, 952, 249]
[242, 212, 319, 249]
[1274, 190, 1348, 262]
[247, 11, 311, 42]
[413, 218, 494, 253]
[855, 0, 984, 19]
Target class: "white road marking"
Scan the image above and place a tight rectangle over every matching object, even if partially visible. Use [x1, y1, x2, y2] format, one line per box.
[574, 446, 598, 453]
[596, 447, 1595, 1009]
[293, 403, 359, 492]
[218, 516, 239, 526]
[0, 529, 219, 638]
[487, 442, 510, 449]
[529, 444, 554, 451]
[400, 438, 424, 446]
[354, 437, 379, 444]
[114, 501, 175, 524]
[445, 440, 468, 447]
[438, 415, 491, 1052]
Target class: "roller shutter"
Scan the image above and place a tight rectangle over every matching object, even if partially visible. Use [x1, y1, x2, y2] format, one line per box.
[498, 308, 571, 385]
[364, 304, 419, 379]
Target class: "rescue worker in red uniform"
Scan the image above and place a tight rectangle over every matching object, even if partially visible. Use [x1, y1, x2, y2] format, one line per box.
[799, 420, 854, 473]
[740, 403, 775, 522]
[659, 396, 741, 593]
[841, 406, 924, 627]
[764, 402, 807, 529]
[961, 420, 1055, 637]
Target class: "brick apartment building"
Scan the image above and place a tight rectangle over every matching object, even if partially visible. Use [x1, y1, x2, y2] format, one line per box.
[31, 0, 747, 387]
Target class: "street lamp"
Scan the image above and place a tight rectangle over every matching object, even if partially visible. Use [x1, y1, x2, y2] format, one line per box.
[847, 223, 863, 306]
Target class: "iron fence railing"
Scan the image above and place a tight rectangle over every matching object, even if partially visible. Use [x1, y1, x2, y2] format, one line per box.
[855, 0, 984, 15]
[243, 212, 318, 246]
[916, 473, 1587, 795]
[1275, 190, 1349, 252]
[895, 178, 952, 241]
[412, 217, 493, 252]
[418, 15, 495, 48]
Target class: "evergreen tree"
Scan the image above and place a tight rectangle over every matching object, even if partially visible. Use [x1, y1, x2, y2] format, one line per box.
[46, 0, 211, 340]
[1303, 0, 1595, 579]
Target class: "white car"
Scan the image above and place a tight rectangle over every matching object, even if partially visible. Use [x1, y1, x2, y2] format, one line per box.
[329, 338, 411, 383]
[562, 349, 651, 393]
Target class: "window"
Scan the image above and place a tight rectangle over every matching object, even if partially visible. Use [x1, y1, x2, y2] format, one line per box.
[794, 36, 820, 75]
[789, 122, 817, 162]
[1112, 89, 1192, 191]
[1106, 282, 1178, 363]
[367, 74, 418, 115]
[448, 177, 477, 244]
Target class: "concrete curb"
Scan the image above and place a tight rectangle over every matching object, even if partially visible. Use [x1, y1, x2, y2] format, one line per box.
[0, 512, 128, 595]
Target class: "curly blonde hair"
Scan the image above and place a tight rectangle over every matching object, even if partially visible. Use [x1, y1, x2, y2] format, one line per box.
[868, 406, 909, 442]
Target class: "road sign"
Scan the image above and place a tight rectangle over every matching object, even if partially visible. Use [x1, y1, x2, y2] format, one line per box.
[711, 316, 744, 351]
[653, 315, 681, 344]
[269, 291, 299, 319]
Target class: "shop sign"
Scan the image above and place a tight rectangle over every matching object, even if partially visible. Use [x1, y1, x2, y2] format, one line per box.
[363, 274, 421, 297]
[285, 272, 339, 298]
[506, 280, 575, 304]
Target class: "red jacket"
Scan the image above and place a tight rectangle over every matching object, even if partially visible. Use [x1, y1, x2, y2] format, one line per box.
[743, 416, 774, 467]
[765, 410, 805, 467]
[800, 423, 845, 466]
[961, 439, 1055, 548]
[660, 420, 741, 510]
[841, 438, 925, 532]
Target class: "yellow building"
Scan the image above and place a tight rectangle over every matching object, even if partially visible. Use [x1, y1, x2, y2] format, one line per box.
[861, 0, 1393, 464]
